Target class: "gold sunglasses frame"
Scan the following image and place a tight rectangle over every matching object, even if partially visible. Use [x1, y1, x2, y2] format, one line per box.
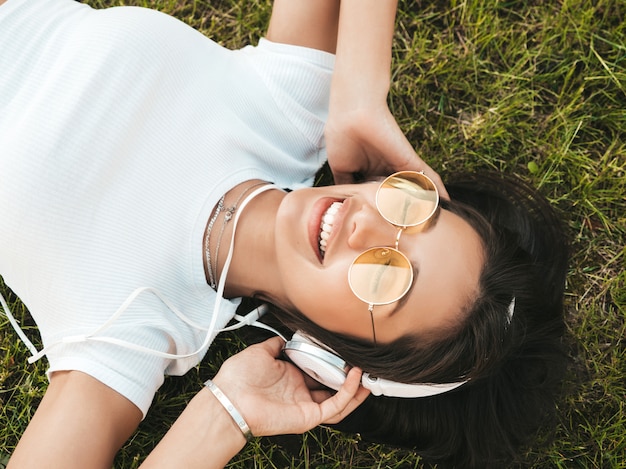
[347, 171, 440, 343]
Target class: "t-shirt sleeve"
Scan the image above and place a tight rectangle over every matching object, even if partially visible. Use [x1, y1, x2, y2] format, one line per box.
[237, 38, 336, 149]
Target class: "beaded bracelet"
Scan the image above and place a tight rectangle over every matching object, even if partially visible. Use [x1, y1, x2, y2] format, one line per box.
[204, 379, 254, 442]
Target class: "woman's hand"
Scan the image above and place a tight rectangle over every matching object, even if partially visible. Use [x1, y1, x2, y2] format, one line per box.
[325, 0, 447, 197]
[140, 337, 369, 469]
[214, 336, 370, 436]
[325, 105, 447, 197]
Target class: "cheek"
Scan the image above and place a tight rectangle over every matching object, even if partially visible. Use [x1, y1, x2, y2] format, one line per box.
[287, 265, 347, 310]
[297, 281, 375, 340]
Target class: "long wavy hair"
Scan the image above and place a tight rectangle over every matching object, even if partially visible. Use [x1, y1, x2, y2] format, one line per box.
[271, 172, 569, 468]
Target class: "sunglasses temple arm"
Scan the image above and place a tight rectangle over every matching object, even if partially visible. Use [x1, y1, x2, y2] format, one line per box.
[368, 304, 377, 345]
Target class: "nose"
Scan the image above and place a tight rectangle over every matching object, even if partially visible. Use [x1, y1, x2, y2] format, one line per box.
[347, 202, 400, 251]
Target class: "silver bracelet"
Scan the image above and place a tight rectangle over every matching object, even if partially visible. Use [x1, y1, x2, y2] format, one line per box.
[204, 379, 254, 441]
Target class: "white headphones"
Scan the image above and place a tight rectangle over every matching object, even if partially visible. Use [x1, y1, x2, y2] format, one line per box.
[284, 331, 466, 398]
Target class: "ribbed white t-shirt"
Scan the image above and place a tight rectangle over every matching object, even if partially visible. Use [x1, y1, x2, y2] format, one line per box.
[0, 0, 334, 416]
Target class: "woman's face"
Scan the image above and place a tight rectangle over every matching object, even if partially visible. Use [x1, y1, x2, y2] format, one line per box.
[273, 182, 485, 344]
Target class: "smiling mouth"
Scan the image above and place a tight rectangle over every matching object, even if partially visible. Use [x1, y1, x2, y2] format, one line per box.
[319, 201, 343, 258]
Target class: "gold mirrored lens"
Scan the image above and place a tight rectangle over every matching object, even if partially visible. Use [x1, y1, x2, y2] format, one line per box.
[376, 171, 438, 228]
[348, 247, 413, 305]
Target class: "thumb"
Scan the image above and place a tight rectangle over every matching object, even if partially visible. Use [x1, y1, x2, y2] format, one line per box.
[252, 336, 286, 358]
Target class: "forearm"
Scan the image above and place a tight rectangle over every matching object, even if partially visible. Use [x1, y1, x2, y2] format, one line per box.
[332, 0, 398, 106]
[140, 387, 246, 469]
[7, 371, 142, 469]
[325, 0, 444, 186]
[266, 0, 340, 53]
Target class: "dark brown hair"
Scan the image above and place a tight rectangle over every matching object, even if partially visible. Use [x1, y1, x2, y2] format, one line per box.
[272, 172, 569, 468]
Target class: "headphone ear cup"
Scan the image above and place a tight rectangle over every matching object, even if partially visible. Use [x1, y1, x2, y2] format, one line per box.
[283, 332, 349, 391]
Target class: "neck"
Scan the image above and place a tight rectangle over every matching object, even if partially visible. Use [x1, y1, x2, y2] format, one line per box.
[204, 180, 286, 300]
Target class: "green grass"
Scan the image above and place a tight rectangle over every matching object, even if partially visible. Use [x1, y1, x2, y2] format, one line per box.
[1, 0, 625, 467]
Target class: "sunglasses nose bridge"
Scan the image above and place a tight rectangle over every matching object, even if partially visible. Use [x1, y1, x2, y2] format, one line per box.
[394, 227, 404, 250]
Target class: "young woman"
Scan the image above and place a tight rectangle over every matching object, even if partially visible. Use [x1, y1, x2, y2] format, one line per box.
[0, 0, 568, 467]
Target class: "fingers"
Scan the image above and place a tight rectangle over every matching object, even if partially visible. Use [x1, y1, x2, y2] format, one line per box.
[322, 386, 370, 424]
[238, 336, 285, 358]
[250, 335, 286, 358]
[332, 159, 449, 200]
[384, 134, 450, 199]
[317, 367, 370, 424]
[408, 160, 449, 200]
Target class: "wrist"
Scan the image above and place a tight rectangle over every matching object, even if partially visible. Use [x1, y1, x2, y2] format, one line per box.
[139, 386, 246, 468]
[204, 379, 253, 443]
[329, 73, 390, 112]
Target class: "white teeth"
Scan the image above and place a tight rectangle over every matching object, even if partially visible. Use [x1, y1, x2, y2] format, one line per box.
[319, 202, 342, 257]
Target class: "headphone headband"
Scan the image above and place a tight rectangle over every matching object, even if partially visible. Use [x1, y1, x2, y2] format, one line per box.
[283, 332, 466, 398]
[362, 373, 466, 398]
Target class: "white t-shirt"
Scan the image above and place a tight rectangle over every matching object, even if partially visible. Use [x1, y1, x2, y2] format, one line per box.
[0, 0, 334, 416]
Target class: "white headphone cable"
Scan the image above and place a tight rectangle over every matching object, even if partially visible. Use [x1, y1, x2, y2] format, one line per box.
[1, 183, 279, 364]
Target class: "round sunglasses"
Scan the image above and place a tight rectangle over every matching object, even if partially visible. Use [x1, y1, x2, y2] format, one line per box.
[347, 171, 440, 343]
